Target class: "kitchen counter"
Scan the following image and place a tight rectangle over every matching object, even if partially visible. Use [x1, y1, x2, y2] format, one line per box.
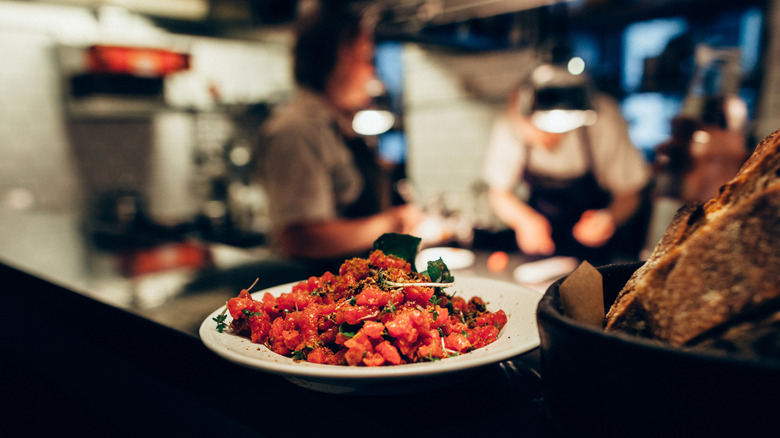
[0, 209, 553, 437]
[0, 210, 309, 334]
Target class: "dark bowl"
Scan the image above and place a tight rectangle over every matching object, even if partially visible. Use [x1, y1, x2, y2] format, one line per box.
[537, 262, 780, 438]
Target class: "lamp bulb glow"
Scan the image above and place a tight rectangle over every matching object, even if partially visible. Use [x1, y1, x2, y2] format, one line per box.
[352, 110, 395, 136]
[531, 109, 597, 134]
[567, 57, 586, 75]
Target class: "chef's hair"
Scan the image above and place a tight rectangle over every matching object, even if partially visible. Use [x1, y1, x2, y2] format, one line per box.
[293, 8, 366, 92]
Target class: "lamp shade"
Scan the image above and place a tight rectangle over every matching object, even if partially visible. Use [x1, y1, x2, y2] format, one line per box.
[526, 63, 596, 133]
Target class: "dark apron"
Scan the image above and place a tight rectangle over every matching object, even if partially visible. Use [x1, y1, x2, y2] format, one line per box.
[297, 132, 388, 276]
[522, 127, 612, 262]
[341, 135, 386, 219]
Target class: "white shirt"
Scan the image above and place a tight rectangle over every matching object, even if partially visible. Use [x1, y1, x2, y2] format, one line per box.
[483, 94, 650, 196]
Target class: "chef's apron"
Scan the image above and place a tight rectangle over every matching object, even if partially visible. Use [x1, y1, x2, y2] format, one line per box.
[341, 135, 386, 219]
[296, 131, 389, 276]
[522, 127, 612, 262]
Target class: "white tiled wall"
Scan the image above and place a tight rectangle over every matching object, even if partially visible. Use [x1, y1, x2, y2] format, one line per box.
[0, 28, 79, 213]
[402, 45, 536, 217]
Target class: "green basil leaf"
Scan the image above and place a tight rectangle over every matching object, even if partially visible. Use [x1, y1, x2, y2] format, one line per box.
[426, 257, 454, 283]
[372, 233, 422, 270]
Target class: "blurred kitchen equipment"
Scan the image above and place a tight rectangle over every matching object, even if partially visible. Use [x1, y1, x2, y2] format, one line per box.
[91, 188, 146, 235]
[60, 44, 190, 116]
[679, 45, 743, 123]
[60, 43, 201, 242]
[193, 100, 273, 246]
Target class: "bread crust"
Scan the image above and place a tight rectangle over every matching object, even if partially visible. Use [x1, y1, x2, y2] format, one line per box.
[604, 129, 780, 350]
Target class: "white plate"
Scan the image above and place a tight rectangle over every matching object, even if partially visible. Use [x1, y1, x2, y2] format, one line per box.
[199, 276, 542, 395]
[513, 256, 579, 285]
[415, 247, 476, 271]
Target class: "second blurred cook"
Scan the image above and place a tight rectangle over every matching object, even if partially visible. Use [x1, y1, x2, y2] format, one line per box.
[482, 63, 651, 263]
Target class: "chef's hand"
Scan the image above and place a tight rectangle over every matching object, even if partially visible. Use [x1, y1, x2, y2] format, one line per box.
[386, 204, 425, 235]
[573, 209, 616, 248]
[514, 212, 556, 256]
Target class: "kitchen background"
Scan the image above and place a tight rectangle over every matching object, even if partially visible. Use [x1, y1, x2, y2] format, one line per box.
[1, 0, 779, 249]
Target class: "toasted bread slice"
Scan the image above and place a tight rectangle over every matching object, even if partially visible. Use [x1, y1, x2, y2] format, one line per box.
[604, 129, 780, 348]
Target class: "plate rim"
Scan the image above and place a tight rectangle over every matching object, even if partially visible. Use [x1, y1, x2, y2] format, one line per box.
[199, 275, 541, 380]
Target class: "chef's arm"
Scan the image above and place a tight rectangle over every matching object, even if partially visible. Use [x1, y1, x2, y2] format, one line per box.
[277, 205, 423, 260]
[487, 187, 544, 228]
[488, 188, 556, 255]
[605, 190, 642, 226]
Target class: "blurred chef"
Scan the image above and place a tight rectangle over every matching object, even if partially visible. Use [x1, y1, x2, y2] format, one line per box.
[482, 62, 650, 263]
[253, 6, 423, 273]
[654, 95, 749, 204]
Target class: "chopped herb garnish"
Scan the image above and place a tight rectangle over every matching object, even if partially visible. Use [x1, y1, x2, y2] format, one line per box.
[338, 323, 361, 338]
[213, 307, 228, 333]
[423, 353, 441, 362]
[425, 257, 454, 284]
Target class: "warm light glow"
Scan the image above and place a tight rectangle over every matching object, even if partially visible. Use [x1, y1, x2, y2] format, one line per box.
[724, 96, 748, 132]
[567, 57, 586, 75]
[352, 110, 395, 136]
[229, 145, 251, 166]
[531, 109, 597, 133]
[531, 64, 556, 85]
[692, 130, 711, 144]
